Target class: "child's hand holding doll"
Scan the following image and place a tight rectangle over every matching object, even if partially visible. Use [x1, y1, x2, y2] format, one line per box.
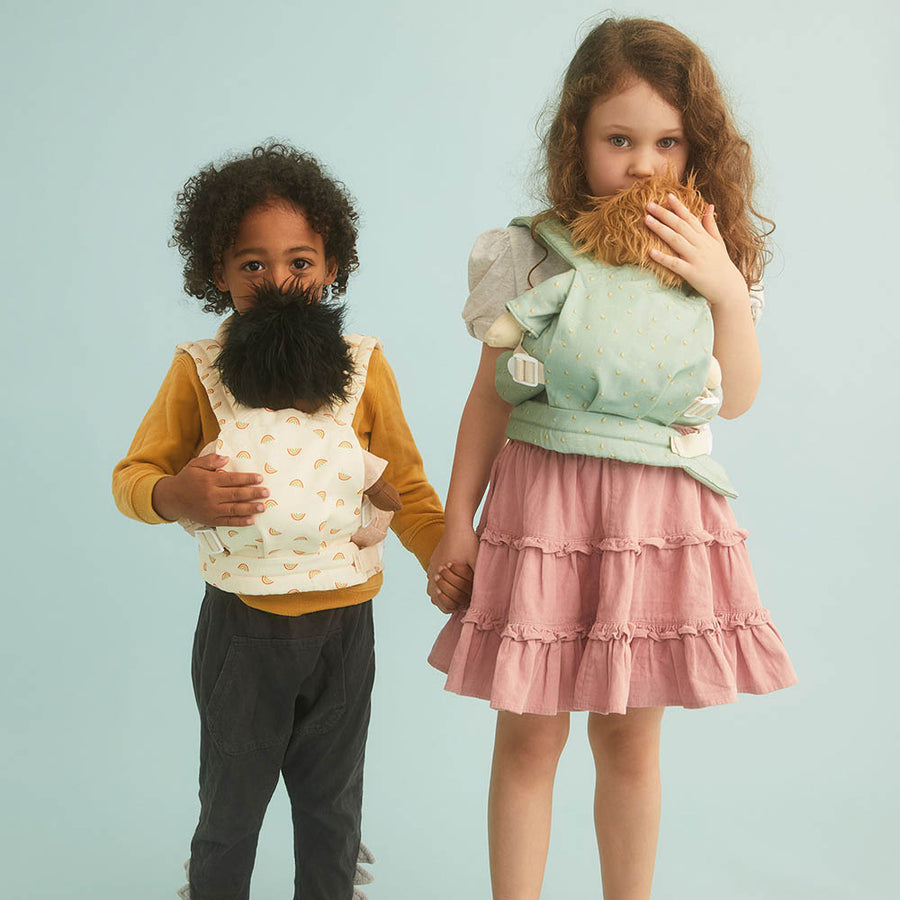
[152, 453, 268, 526]
[644, 192, 750, 308]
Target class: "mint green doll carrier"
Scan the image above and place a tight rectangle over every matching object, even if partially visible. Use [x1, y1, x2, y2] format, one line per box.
[496, 216, 737, 498]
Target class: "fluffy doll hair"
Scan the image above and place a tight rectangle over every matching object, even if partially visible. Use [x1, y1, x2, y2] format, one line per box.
[568, 173, 707, 290]
[214, 282, 354, 411]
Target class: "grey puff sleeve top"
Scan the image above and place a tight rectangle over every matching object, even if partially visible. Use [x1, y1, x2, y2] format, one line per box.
[461, 226, 764, 342]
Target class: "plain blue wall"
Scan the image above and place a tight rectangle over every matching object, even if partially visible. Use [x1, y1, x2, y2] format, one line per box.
[2, 1, 897, 897]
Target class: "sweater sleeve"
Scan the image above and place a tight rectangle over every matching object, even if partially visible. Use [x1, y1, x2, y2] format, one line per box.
[354, 346, 444, 570]
[111, 352, 217, 524]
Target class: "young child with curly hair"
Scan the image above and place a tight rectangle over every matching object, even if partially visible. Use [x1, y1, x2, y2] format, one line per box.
[427, 17, 796, 900]
[113, 143, 463, 899]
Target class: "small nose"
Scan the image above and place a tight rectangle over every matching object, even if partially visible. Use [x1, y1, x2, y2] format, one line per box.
[628, 147, 665, 178]
[627, 148, 656, 178]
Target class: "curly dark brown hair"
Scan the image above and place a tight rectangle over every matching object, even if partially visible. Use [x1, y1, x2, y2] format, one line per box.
[536, 17, 773, 286]
[171, 142, 360, 314]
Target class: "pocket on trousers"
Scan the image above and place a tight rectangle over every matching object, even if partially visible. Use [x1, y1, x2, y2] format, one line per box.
[206, 637, 296, 756]
[293, 631, 347, 738]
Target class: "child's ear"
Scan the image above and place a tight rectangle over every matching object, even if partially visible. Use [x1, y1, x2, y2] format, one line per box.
[213, 263, 228, 293]
[325, 257, 338, 286]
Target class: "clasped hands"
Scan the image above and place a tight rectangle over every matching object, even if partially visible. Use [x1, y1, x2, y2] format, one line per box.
[426, 527, 477, 614]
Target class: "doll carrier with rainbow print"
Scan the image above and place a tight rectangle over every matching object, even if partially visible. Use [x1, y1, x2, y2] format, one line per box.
[176, 332, 384, 594]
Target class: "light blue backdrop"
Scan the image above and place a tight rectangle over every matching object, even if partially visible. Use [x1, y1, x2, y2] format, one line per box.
[2, 1, 897, 897]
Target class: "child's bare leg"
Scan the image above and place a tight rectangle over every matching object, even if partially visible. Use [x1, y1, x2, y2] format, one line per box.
[488, 710, 570, 900]
[588, 707, 664, 900]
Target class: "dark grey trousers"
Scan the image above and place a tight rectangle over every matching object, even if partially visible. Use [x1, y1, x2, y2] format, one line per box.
[188, 584, 375, 900]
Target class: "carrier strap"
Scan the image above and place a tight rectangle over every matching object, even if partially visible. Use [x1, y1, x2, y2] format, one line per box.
[508, 215, 589, 272]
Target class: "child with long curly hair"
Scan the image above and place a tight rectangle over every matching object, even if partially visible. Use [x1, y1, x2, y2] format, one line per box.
[113, 143, 455, 899]
[427, 17, 796, 899]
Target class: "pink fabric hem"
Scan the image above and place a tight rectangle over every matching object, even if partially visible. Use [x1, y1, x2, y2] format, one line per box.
[479, 525, 750, 555]
[429, 612, 797, 716]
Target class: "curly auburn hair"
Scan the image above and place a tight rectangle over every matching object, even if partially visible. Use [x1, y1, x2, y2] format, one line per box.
[172, 142, 360, 314]
[537, 17, 773, 286]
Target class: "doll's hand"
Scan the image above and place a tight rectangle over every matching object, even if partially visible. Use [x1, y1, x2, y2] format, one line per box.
[427, 527, 479, 614]
[152, 453, 269, 526]
[484, 312, 525, 349]
[364, 475, 403, 512]
[645, 194, 750, 308]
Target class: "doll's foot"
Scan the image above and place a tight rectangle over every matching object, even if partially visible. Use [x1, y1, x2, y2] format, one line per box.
[354, 841, 375, 894]
[175, 859, 190, 899]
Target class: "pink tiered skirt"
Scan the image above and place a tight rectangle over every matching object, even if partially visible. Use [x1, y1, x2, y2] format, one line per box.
[429, 441, 796, 715]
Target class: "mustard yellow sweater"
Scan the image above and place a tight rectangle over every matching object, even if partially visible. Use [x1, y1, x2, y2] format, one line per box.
[112, 344, 444, 616]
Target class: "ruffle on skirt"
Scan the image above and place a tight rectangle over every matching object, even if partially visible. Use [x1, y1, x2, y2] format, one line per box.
[428, 441, 796, 716]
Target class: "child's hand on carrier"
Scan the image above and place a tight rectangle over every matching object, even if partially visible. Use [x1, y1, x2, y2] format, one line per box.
[152, 453, 269, 526]
[427, 528, 479, 613]
[645, 194, 750, 308]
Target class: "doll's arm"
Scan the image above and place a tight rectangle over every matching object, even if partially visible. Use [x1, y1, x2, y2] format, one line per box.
[485, 272, 574, 402]
[365, 476, 402, 512]
[706, 356, 722, 391]
[504, 268, 576, 337]
[360, 450, 402, 511]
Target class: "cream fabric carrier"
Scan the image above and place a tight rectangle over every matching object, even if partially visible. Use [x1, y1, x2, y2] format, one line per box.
[176, 332, 384, 595]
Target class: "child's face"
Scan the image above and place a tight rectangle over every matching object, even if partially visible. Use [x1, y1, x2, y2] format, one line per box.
[581, 79, 690, 198]
[214, 201, 337, 313]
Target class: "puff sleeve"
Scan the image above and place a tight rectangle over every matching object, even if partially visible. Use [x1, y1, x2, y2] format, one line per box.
[461, 229, 521, 342]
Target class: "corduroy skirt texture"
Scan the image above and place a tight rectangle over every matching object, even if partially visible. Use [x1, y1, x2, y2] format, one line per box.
[429, 440, 796, 715]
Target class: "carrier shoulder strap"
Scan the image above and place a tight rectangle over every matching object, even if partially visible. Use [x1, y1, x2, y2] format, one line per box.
[340, 334, 381, 422]
[508, 215, 589, 272]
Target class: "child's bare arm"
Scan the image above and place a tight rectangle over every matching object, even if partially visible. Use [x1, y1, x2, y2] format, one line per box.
[427, 344, 512, 613]
[151, 454, 269, 526]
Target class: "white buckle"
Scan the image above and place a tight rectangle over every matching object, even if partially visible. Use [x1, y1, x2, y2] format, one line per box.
[670, 423, 713, 458]
[196, 529, 227, 554]
[682, 390, 719, 419]
[508, 350, 545, 387]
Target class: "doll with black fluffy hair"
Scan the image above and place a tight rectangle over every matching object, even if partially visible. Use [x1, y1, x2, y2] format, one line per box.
[213, 280, 401, 515]
[214, 280, 356, 412]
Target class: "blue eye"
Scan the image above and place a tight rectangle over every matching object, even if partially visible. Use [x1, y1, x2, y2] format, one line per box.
[658, 138, 678, 149]
[609, 135, 629, 148]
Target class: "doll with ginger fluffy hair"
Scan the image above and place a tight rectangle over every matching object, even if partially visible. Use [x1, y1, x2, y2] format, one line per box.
[485, 174, 722, 405]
